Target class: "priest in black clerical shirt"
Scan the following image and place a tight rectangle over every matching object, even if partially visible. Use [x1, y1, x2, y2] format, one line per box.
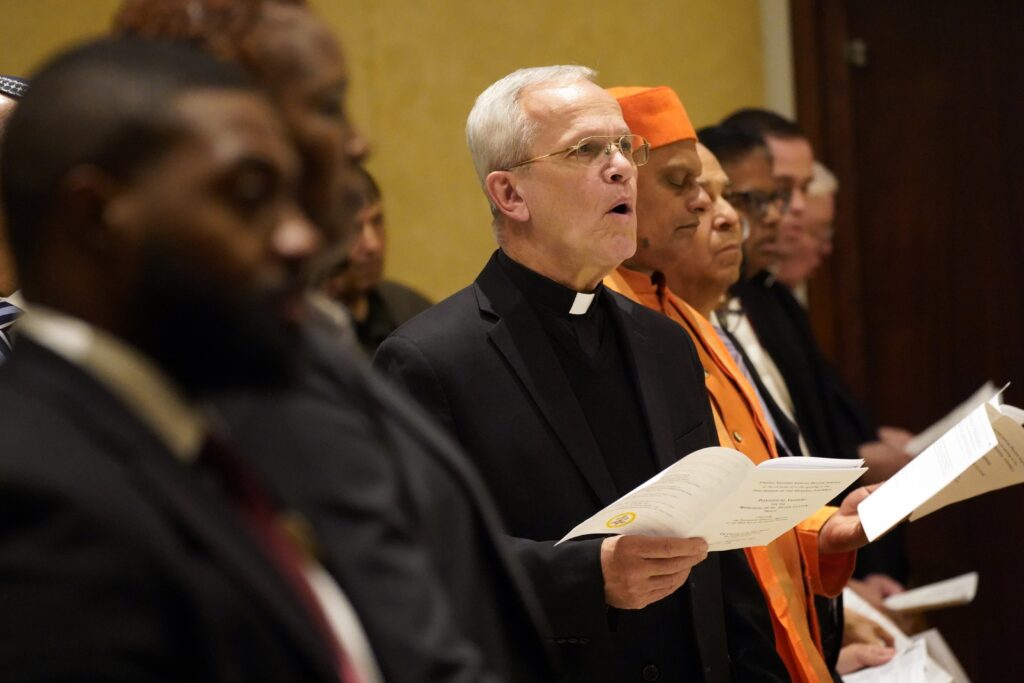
[375, 65, 787, 683]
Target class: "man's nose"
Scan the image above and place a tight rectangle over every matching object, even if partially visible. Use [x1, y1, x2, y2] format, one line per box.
[603, 144, 636, 184]
[272, 207, 322, 263]
[787, 187, 807, 215]
[690, 185, 712, 213]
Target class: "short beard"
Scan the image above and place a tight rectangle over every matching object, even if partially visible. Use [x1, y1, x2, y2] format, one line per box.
[126, 242, 302, 399]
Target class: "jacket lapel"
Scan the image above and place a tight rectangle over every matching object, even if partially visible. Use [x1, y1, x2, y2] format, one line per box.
[475, 255, 619, 506]
[15, 341, 337, 680]
[605, 292, 678, 470]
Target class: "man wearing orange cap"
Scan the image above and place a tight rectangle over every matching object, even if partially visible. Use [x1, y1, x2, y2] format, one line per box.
[605, 85, 874, 682]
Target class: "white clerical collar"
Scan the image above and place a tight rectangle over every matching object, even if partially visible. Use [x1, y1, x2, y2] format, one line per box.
[18, 305, 206, 462]
[569, 291, 596, 315]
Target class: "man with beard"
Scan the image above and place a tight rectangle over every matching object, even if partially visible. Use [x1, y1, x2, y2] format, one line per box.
[114, 2, 557, 680]
[0, 38, 381, 681]
[375, 65, 787, 683]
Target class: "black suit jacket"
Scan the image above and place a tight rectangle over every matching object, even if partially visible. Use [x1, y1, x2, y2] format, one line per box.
[735, 272, 908, 581]
[375, 252, 786, 683]
[0, 339, 338, 682]
[216, 321, 556, 683]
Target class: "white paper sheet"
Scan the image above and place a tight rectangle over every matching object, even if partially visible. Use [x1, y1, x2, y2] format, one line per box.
[558, 447, 865, 550]
[857, 404, 998, 541]
[883, 572, 978, 612]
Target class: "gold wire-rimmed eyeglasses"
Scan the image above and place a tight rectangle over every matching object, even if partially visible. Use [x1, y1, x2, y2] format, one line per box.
[508, 134, 650, 170]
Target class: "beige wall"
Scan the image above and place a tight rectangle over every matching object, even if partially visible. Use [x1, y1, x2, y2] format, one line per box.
[0, 0, 767, 301]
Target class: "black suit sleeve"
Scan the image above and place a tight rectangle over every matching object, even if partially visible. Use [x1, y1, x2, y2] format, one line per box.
[219, 390, 500, 683]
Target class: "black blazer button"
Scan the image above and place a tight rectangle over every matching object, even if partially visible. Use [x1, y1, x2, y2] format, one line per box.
[641, 663, 660, 681]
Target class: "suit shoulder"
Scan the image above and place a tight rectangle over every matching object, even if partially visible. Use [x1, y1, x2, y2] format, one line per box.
[609, 290, 698, 348]
[385, 284, 482, 348]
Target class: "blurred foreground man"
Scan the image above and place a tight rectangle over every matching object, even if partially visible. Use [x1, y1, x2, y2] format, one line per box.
[601, 86, 872, 681]
[376, 66, 786, 683]
[0, 39, 371, 681]
[116, 2, 557, 680]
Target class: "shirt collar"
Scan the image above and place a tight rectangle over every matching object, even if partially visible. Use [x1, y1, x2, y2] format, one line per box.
[615, 266, 669, 297]
[18, 305, 206, 462]
[3, 290, 25, 309]
[497, 249, 602, 316]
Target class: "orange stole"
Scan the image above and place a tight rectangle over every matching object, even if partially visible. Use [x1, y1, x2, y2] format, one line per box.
[605, 267, 855, 683]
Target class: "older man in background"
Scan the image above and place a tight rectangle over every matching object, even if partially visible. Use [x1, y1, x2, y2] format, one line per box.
[603, 85, 875, 682]
[776, 161, 838, 302]
[376, 65, 786, 683]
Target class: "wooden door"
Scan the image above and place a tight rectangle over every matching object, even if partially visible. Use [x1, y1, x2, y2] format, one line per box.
[791, 0, 1024, 677]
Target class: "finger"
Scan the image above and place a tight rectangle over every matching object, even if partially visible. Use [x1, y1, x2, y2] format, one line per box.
[627, 535, 708, 559]
[855, 645, 895, 668]
[643, 580, 689, 605]
[643, 553, 708, 575]
[873, 626, 894, 647]
[643, 568, 693, 593]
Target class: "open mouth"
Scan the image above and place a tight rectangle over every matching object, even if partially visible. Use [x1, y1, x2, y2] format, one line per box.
[609, 202, 632, 216]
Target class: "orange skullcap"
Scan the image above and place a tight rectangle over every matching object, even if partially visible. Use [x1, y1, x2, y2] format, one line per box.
[607, 86, 696, 149]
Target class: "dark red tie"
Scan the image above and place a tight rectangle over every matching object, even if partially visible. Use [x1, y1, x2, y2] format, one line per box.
[199, 434, 362, 683]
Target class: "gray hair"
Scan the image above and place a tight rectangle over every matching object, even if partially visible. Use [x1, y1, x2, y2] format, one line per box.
[808, 161, 838, 196]
[466, 65, 597, 189]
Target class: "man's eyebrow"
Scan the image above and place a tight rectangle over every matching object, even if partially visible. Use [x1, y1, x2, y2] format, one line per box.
[220, 154, 294, 192]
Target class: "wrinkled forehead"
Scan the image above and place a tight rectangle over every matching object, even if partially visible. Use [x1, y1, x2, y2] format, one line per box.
[521, 79, 628, 144]
[765, 135, 814, 181]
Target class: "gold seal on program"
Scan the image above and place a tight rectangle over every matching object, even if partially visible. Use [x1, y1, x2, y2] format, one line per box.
[606, 512, 637, 529]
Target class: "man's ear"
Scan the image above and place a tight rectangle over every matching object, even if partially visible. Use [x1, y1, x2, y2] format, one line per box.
[57, 165, 133, 254]
[485, 170, 530, 223]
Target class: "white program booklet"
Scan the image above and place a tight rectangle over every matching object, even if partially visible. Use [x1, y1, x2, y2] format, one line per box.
[911, 630, 971, 683]
[557, 447, 865, 551]
[883, 572, 978, 613]
[858, 395, 1024, 541]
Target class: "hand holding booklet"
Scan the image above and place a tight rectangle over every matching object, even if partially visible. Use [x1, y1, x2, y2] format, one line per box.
[557, 447, 866, 551]
[858, 385, 1024, 541]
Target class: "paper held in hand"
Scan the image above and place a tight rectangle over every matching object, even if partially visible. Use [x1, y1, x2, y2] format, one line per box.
[882, 572, 978, 613]
[858, 387, 1024, 542]
[557, 447, 866, 551]
[905, 383, 998, 456]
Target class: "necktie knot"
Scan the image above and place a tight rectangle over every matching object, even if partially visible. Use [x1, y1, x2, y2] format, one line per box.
[0, 300, 23, 362]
